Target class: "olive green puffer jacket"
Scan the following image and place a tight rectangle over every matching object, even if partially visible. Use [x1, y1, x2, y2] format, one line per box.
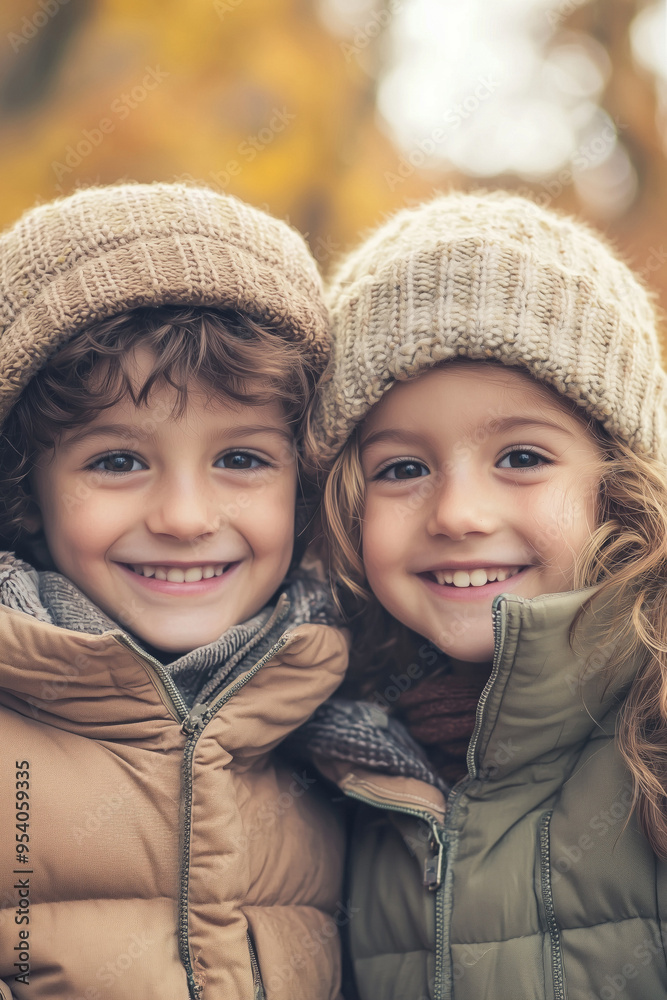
[320, 587, 667, 1000]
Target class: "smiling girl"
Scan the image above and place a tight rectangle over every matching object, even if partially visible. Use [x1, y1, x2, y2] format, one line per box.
[304, 192, 667, 999]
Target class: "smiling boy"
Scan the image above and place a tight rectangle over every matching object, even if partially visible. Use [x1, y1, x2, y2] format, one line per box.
[0, 183, 347, 1000]
[29, 343, 298, 654]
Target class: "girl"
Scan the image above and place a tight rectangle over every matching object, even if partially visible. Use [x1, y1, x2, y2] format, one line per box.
[304, 192, 667, 1000]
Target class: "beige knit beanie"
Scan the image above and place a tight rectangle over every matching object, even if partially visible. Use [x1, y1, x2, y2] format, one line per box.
[309, 190, 667, 464]
[0, 182, 329, 427]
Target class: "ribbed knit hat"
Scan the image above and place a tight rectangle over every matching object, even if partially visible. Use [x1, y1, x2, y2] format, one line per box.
[309, 191, 667, 463]
[0, 182, 329, 428]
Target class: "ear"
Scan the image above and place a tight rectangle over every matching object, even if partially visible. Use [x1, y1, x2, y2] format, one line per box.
[21, 500, 42, 535]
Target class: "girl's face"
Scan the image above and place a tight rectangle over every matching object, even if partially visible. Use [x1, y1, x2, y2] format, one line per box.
[359, 363, 604, 667]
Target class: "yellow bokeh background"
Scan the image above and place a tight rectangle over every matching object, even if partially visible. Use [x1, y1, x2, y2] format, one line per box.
[0, 0, 666, 311]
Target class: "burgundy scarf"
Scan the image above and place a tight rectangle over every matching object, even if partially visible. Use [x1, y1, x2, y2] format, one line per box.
[397, 670, 491, 784]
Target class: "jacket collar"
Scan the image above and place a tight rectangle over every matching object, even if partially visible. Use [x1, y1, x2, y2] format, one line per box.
[312, 586, 640, 818]
[0, 553, 348, 752]
[470, 585, 641, 784]
[0, 552, 337, 704]
[0, 601, 347, 755]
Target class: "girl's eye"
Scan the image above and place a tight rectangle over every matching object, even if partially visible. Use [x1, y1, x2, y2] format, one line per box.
[378, 460, 429, 480]
[216, 452, 265, 471]
[92, 453, 144, 473]
[497, 449, 548, 470]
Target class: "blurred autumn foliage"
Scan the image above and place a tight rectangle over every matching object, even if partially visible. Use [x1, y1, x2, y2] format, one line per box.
[0, 0, 666, 317]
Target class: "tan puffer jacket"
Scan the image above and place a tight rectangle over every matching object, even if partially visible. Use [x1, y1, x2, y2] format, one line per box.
[0, 599, 348, 1000]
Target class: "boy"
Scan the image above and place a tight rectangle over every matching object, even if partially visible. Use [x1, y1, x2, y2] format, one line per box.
[0, 183, 348, 1000]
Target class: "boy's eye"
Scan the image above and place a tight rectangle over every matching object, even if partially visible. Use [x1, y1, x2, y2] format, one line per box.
[216, 451, 264, 470]
[497, 448, 547, 469]
[378, 460, 429, 480]
[92, 453, 144, 473]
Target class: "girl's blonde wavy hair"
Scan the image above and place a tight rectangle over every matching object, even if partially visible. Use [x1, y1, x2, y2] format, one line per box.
[319, 385, 667, 859]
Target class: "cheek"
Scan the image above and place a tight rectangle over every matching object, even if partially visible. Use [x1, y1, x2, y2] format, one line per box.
[524, 476, 599, 566]
[361, 498, 403, 581]
[46, 514, 106, 567]
[38, 486, 131, 571]
[242, 480, 296, 558]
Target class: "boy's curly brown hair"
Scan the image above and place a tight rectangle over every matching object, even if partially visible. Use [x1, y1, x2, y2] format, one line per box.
[0, 304, 321, 567]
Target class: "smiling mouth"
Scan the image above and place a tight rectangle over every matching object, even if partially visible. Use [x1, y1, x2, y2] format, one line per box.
[427, 566, 525, 588]
[125, 563, 234, 583]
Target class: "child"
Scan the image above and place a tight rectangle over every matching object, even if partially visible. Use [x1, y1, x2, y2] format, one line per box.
[304, 191, 667, 999]
[0, 183, 349, 1000]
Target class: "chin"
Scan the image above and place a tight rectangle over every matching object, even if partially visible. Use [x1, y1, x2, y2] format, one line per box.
[138, 628, 219, 656]
[428, 634, 495, 663]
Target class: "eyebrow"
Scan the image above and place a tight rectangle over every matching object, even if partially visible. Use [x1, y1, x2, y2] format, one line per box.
[60, 422, 294, 450]
[217, 424, 294, 444]
[360, 416, 576, 451]
[60, 423, 146, 450]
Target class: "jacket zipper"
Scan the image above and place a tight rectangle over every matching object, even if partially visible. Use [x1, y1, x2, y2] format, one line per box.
[247, 932, 266, 1000]
[539, 811, 566, 1000]
[342, 602, 509, 1000]
[431, 595, 509, 998]
[178, 631, 293, 998]
[465, 596, 508, 778]
[115, 625, 294, 1000]
[114, 632, 190, 721]
[342, 786, 448, 1000]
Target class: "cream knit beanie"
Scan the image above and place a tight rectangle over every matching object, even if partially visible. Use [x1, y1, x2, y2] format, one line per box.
[0, 182, 329, 427]
[309, 191, 667, 463]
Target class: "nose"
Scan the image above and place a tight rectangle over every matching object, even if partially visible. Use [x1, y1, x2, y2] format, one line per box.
[145, 473, 218, 542]
[425, 467, 497, 540]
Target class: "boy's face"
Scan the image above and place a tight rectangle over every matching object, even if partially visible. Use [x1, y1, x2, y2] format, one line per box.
[359, 363, 603, 668]
[30, 349, 298, 655]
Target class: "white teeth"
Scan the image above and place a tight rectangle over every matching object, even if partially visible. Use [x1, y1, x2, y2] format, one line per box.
[133, 563, 228, 582]
[184, 567, 203, 583]
[431, 566, 522, 588]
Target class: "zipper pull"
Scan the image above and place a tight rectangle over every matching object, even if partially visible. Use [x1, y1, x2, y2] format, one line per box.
[423, 827, 446, 891]
[182, 702, 208, 735]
